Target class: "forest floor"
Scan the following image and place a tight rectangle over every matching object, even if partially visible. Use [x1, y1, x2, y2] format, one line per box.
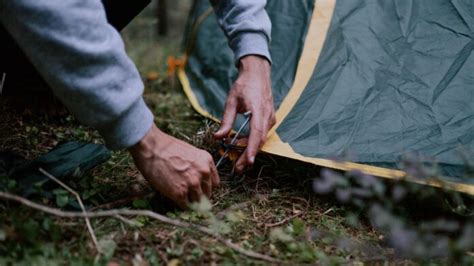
[0, 2, 472, 265]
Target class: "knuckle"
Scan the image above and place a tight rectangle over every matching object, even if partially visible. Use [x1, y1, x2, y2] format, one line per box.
[228, 90, 239, 99]
[204, 153, 213, 163]
[233, 80, 246, 88]
[199, 153, 213, 165]
[253, 127, 264, 134]
[200, 166, 211, 176]
[271, 116, 277, 125]
[189, 177, 201, 188]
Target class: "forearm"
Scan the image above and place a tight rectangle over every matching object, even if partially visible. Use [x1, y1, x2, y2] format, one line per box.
[0, 0, 153, 149]
[211, 0, 272, 64]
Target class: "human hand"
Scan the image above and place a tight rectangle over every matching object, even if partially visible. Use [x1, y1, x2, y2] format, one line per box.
[129, 124, 220, 208]
[214, 55, 275, 172]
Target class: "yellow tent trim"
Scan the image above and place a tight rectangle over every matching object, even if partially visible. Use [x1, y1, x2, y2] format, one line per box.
[268, 0, 337, 136]
[178, 67, 220, 123]
[178, 0, 474, 196]
[261, 132, 474, 196]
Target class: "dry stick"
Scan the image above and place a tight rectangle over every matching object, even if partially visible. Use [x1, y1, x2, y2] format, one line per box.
[265, 212, 305, 228]
[264, 196, 310, 228]
[0, 191, 279, 263]
[38, 168, 99, 252]
[114, 214, 141, 227]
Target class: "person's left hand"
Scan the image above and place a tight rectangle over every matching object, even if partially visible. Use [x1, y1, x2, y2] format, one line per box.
[214, 55, 276, 172]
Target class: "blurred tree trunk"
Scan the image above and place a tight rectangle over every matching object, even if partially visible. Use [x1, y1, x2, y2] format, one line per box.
[157, 0, 168, 36]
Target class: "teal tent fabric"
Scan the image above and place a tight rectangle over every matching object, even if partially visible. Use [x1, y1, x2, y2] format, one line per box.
[182, 0, 473, 187]
[277, 0, 474, 177]
[0, 141, 110, 196]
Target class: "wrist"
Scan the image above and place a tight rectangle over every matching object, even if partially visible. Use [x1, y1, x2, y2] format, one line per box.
[238, 55, 270, 71]
[230, 32, 272, 66]
[129, 124, 163, 158]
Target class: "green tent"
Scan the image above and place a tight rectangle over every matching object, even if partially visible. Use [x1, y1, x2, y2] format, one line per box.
[179, 0, 474, 195]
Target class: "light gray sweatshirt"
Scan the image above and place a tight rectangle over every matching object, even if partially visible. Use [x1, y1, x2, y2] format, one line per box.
[0, 0, 271, 149]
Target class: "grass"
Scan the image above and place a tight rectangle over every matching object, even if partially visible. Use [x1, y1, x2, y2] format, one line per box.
[1, 1, 473, 265]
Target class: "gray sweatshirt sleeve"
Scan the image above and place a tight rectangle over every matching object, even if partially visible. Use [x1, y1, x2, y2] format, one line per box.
[0, 0, 154, 150]
[211, 0, 272, 64]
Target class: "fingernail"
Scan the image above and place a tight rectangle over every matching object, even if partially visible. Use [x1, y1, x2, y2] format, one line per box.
[249, 156, 255, 164]
[235, 164, 242, 173]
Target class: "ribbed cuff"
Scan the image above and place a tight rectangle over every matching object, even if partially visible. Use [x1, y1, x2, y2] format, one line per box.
[98, 98, 154, 150]
[229, 32, 272, 66]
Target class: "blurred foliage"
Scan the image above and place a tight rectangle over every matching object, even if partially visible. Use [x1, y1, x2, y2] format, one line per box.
[313, 156, 474, 264]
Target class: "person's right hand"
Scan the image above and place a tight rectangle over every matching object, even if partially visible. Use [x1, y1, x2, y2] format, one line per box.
[129, 124, 220, 209]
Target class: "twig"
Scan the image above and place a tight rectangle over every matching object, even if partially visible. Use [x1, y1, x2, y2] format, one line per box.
[106, 155, 131, 172]
[265, 212, 305, 228]
[0, 191, 279, 263]
[115, 214, 141, 227]
[321, 207, 333, 216]
[39, 168, 99, 252]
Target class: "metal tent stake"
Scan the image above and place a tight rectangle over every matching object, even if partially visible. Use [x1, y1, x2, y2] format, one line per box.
[215, 111, 252, 169]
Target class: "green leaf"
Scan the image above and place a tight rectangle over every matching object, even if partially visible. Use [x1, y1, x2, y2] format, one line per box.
[21, 220, 40, 243]
[209, 218, 231, 235]
[98, 239, 117, 259]
[53, 188, 68, 195]
[189, 196, 212, 214]
[225, 210, 246, 223]
[134, 216, 149, 226]
[82, 189, 97, 200]
[166, 246, 183, 257]
[56, 194, 69, 207]
[42, 217, 52, 231]
[270, 227, 293, 242]
[7, 180, 16, 190]
[189, 247, 204, 260]
[132, 199, 149, 208]
[72, 167, 83, 177]
[291, 218, 305, 236]
[144, 248, 160, 265]
[0, 229, 6, 241]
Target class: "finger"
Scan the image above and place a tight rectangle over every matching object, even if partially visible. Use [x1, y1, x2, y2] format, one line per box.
[201, 174, 212, 198]
[271, 113, 277, 127]
[235, 151, 249, 173]
[188, 182, 204, 202]
[260, 114, 271, 144]
[260, 111, 275, 145]
[214, 97, 238, 139]
[235, 112, 263, 172]
[246, 112, 264, 162]
[210, 162, 220, 188]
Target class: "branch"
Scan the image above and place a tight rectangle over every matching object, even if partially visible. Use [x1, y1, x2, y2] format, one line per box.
[0, 191, 279, 263]
[265, 212, 305, 228]
[39, 168, 99, 252]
